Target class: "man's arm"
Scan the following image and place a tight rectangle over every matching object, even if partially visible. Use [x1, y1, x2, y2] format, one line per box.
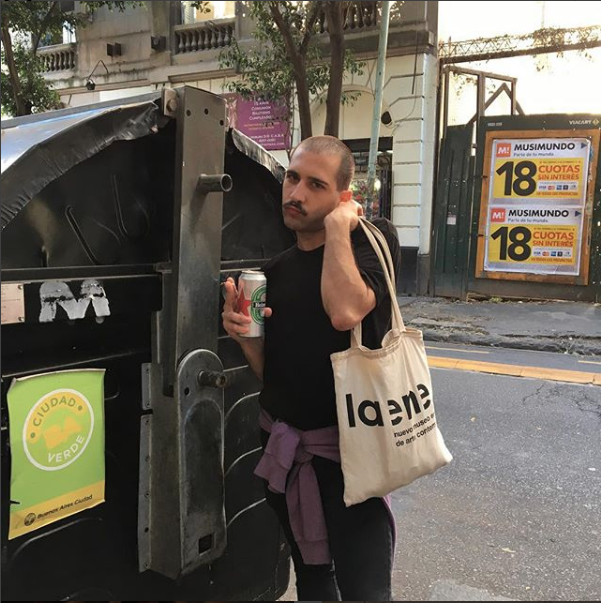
[222, 277, 271, 381]
[321, 201, 376, 331]
[236, 338, 266, 382]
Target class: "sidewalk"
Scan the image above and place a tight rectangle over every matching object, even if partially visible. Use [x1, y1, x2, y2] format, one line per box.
[398, 296, 601, 356]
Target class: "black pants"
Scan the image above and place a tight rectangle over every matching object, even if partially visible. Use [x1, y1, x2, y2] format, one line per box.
[261, 432, 394, 600]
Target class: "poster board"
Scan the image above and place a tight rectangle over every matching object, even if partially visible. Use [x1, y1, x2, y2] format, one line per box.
[475, 129, 600, 284]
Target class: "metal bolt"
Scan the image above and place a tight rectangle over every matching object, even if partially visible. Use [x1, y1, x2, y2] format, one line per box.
[166, 98, 178, 112]
[198, 370, 227, 389]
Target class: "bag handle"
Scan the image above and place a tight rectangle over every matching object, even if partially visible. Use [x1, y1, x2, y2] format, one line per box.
[361, 219, 397, 283]
[350, 219, 405, 348]
[359, 219, 405, 331]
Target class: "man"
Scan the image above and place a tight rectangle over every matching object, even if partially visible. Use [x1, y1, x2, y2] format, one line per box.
[222, 136, 401, 600]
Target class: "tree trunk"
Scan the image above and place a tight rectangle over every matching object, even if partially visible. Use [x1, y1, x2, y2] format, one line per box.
[1, 24, 27, 116]
[269, 2, 313, 140]
[324, 2, 345, 137]
[285, 90, 294, 160]
[31, 1, 59, 55]
[294, 59, 313, 141]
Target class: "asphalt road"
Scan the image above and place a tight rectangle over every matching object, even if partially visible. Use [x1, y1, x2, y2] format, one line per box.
[392, 346, 601, 601]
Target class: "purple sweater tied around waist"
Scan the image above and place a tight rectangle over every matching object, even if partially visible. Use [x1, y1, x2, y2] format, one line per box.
[254, 408, 396, 565]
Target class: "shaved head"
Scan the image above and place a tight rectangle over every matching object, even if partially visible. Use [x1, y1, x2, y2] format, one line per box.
[291, 135, 355, 191]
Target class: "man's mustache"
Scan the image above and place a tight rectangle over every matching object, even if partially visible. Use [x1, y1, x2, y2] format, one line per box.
[283, 201, 307, 216]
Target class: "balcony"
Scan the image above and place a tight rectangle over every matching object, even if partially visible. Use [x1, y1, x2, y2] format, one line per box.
[38, 43, 77, 73]
[317, 1, 380, 34]
[174, 18, 235, 54]
[35, 1, 431, 89]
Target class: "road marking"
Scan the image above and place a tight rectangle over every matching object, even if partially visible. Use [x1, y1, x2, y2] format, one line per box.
[428, 356, 601, 386]
[426, 345, 490, 355]
[579, 359, 601, 366]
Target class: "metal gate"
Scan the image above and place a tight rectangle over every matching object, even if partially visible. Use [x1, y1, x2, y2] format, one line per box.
[467, 114, 601, 302]
[432, 124, 475, 298]
[432, 115, 601, 302]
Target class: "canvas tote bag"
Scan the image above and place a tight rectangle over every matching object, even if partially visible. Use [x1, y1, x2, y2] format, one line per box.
[331, 219, 453, 506]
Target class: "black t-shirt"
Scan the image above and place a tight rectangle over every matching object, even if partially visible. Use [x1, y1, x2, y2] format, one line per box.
[259, 218, 402, 430]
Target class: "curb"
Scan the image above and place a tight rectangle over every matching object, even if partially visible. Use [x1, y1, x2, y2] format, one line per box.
[419, 329, 601, 356]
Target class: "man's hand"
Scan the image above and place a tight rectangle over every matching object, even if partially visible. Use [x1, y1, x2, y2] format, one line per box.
[222, 277, 272, 343]
[324, 192, 364, 231]
[222, 276, 272, 381]
[321, 191, 375, 331]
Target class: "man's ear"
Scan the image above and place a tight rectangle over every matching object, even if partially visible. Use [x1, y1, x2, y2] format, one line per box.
[339, 190, 353, 203]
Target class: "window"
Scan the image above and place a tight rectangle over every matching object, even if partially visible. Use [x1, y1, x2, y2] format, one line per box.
[63, 24, 76, 44]
[181, 1, 236, 24]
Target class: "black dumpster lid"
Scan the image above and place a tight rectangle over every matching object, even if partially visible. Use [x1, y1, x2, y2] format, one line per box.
[1, 93, 162, 230]
[1, 90, 287, 231]
[229, 128, 286, 184]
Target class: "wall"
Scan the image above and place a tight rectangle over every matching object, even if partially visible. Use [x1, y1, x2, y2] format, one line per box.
[308, 54, 438, 262]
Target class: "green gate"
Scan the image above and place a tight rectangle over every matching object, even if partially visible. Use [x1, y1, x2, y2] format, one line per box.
[433, 115, 601, 302]
[432, 124, 475, 298]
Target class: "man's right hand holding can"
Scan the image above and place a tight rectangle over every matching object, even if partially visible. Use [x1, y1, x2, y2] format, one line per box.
[222, 276, 272, 381]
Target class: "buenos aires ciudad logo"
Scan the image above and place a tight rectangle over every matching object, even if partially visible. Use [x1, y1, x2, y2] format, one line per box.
[23, 389, 94, 471]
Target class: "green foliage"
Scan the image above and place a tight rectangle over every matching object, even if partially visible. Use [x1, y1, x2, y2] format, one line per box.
[1, 42, 61, 116]
[219, 1, 366, 134]
[1, 0, 146, 117]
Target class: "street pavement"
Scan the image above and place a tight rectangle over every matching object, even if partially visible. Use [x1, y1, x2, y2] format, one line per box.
[398, 297, 601, 356]
[392, 356, 600, 601]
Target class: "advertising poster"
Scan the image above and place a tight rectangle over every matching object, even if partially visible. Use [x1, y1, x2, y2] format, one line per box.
[484, 137, 590, 276]
[222, 93, 290, 151]
[485, 205, 583, 275]
[491, 138, 589, 202]
[7, 369, 105, 539]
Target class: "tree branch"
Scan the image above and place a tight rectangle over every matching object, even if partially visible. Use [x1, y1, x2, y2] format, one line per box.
[268, 1, 312, 139]
[324, 1, 345, 137]
[1, 23, 27, 116]
[32, 1, 60, 55]
[341, 1, 354, 30]
[269, 2, 301, 65]
[299, 0, 323, 56]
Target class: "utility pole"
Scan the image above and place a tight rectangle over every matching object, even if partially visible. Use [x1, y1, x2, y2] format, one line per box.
[365, 0, 391, 220]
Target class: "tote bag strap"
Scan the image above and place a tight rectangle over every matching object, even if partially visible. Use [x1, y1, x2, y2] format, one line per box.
[359, 219, 405, 332]
[350, 219, 406, 348]
[361, 219, 397, 284]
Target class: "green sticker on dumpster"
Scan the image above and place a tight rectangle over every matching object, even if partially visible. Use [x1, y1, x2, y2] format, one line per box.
[7, 369, 106, 539]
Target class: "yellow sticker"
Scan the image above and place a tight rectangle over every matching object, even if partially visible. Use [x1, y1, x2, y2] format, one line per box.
[487, 224, 578, 266]
[493, 158, 585, 200]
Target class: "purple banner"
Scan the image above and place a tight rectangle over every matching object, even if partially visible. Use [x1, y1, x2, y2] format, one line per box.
[222, 94, 290, 151]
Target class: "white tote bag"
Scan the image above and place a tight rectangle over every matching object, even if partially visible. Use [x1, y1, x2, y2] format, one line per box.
[331, 219, 453, 506]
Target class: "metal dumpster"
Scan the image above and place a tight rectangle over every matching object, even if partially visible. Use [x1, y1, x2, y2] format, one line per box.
[1, 86, 294, 601]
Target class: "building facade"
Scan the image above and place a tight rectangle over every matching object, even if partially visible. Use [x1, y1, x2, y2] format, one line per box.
[38, 0, 439, 292]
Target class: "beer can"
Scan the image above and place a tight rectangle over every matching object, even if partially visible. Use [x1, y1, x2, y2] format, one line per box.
[237, 270, 267, 338]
